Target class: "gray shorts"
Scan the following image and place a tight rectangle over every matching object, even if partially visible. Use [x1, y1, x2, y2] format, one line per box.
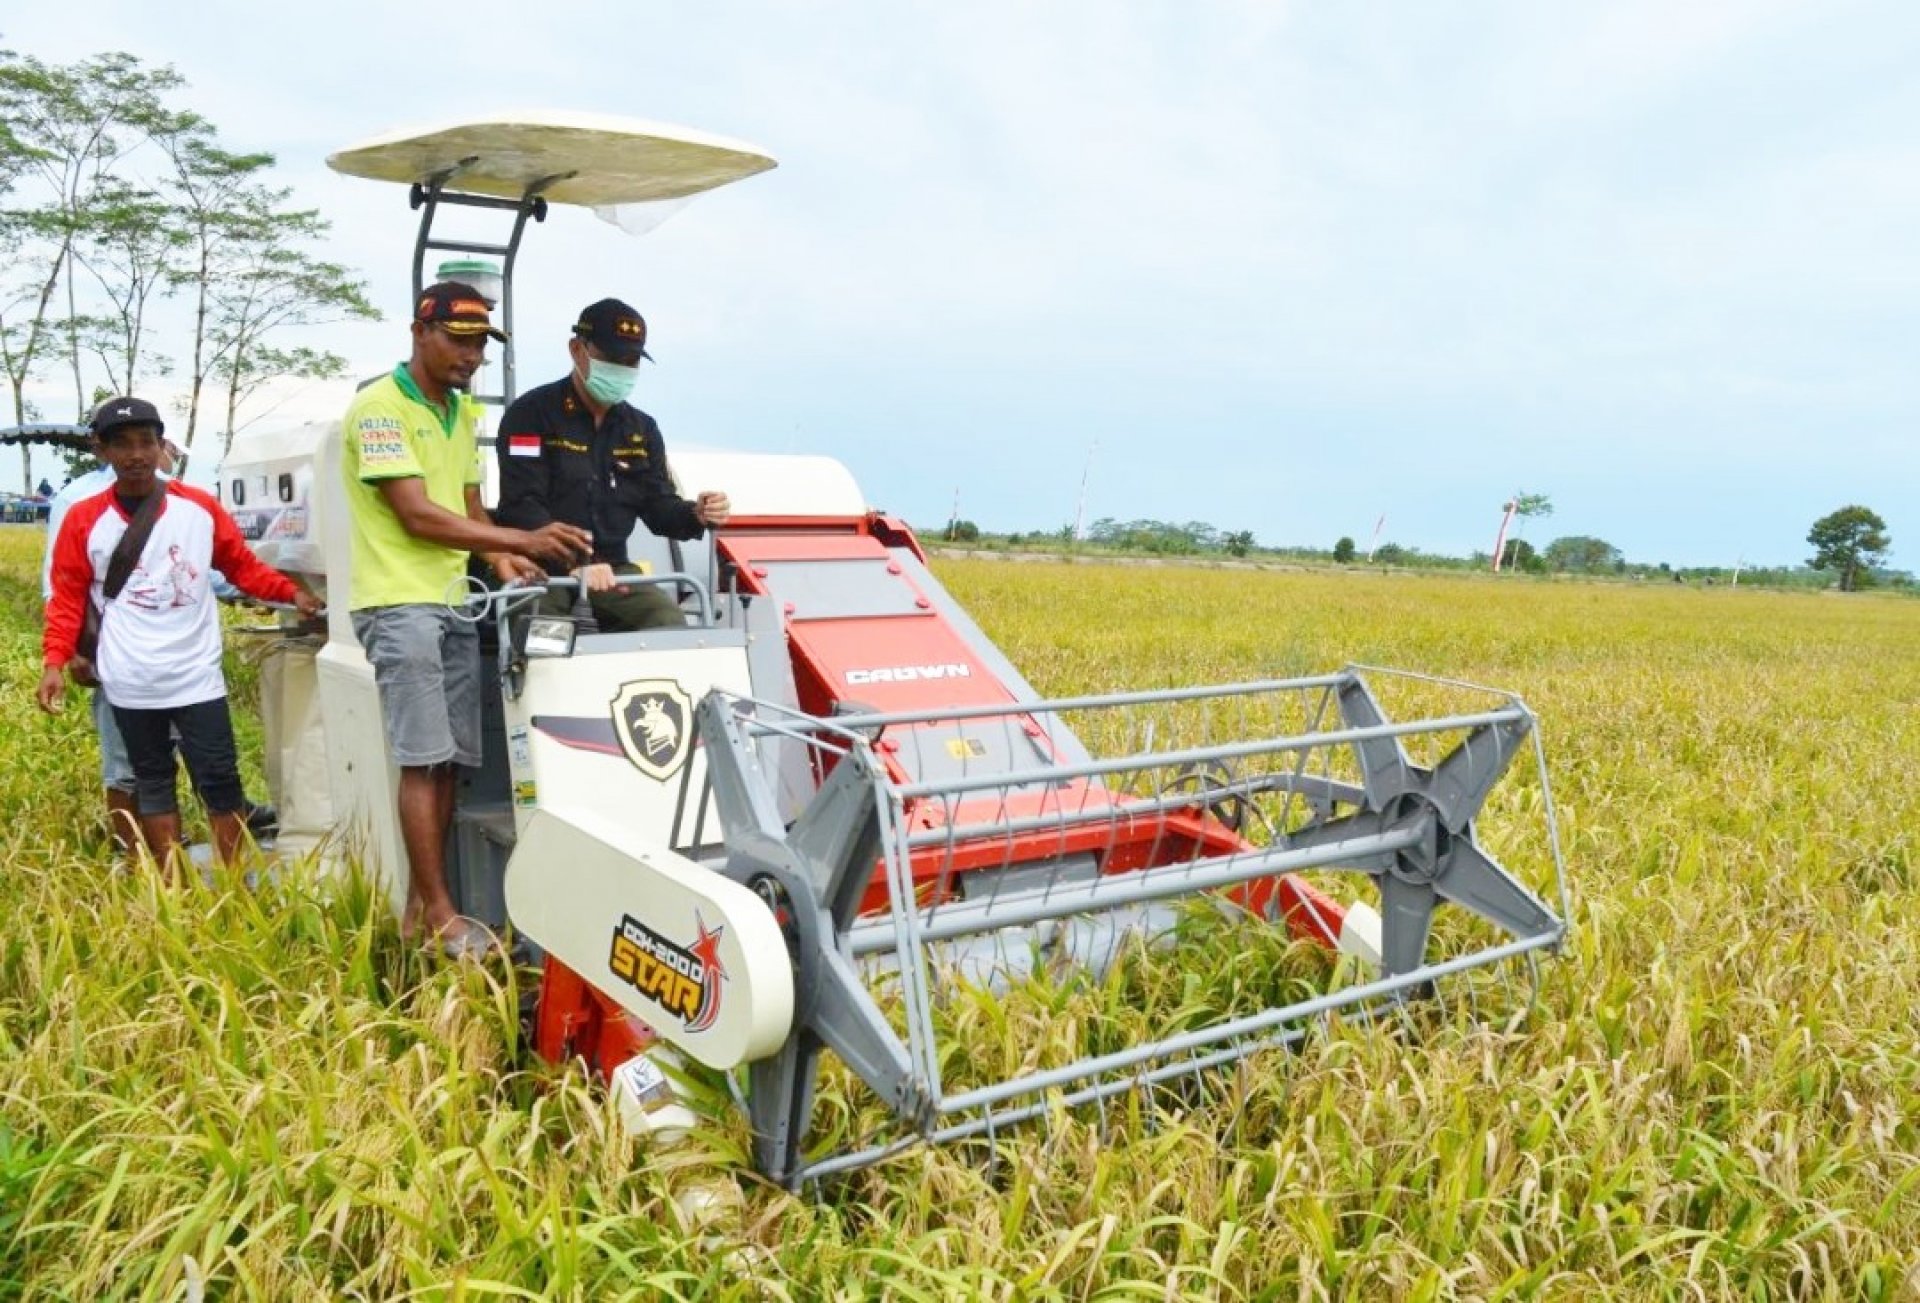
[92, 686, 135, 792]
[351, 604, 482, 768]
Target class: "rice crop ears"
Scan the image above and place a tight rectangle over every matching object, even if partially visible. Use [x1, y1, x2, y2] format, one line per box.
[2, 532, 1915, 1299]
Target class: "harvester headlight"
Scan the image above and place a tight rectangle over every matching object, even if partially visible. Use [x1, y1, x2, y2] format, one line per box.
[523, 616, 577, 659]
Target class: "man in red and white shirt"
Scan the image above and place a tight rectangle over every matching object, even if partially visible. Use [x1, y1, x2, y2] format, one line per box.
[38, 397, 321, 868]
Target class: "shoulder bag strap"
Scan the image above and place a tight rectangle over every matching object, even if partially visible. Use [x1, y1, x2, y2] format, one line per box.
[102, 484, 169, 601]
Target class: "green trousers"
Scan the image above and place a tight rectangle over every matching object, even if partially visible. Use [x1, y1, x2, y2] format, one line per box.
[542, 564, 686, 631]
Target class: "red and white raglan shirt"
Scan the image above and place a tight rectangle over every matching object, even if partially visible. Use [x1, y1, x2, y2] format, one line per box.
[43, 481, 299, 710]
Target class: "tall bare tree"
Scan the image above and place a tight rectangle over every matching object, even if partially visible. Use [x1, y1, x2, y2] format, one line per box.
[72, 177, 185, 394]
[156, 123, 377, 457]
[0, 49, 182, 488]
[202, 190, 377, 459]
[157, 122, 273, 450]
[1, 48, 379, 480]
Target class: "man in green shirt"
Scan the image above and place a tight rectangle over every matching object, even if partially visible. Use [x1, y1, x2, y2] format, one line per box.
[343, 281, 591, 956]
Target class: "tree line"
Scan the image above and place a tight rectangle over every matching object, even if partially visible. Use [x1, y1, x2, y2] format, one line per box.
[938, 504, 1905, 592]
[0, 47, 378, 490]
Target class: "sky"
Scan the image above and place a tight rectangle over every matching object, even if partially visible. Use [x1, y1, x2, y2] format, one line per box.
[4, 1, 1916, 569]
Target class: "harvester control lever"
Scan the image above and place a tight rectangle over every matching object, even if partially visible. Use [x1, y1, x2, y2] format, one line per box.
[446, 575, 551, 623]
[231, 600, 329, 639]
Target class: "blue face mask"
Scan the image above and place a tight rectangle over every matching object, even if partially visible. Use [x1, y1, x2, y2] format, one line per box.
[582, 358, 639, 406]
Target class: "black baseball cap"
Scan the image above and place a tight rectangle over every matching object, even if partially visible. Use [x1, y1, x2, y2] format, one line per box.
[416, 281, 508, 342]
[91, 396, 165, 440]
[572, 298, 652, 365]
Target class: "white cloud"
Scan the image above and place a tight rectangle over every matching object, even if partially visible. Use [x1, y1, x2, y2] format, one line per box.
[2, 0, 1914, 564]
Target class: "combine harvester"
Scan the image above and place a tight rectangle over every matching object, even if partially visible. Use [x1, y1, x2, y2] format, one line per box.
[224, 110, 1570, 1189]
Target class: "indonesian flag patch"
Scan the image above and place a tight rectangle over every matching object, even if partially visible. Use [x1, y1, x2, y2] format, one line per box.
[507, 434, 542, 458]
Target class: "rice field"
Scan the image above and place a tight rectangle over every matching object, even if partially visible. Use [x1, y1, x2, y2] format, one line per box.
[1, 527, 1916, 1300]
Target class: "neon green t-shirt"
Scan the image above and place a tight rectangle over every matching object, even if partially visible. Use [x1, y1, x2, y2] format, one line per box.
[341, 365, 482, 610]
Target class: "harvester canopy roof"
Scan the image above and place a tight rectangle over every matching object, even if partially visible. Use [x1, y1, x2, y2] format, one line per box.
[326, 109, 776, 209]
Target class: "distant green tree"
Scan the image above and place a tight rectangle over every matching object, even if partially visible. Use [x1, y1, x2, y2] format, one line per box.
[1500, 538, 1540, 572]
[55, 441, 96, 484]
[1332, 536, 1356, 563]
[1222, 529, 1254, 558]
[1089, 517, 1220, 554]
[1512, 492, 1553, 527]
[945, 518, 980, 542]
[1542, 535, 1623, 574]
[1807, 505, 1890, 592]
[1375, 542, 1408, 565]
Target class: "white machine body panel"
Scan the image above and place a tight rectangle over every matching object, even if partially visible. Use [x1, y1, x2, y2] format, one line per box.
[502, 643, 752, 849]
[313, 640, 409, 914]
[504, 808, 794, 1068]
[216, 420, 333, 586]
[667, 450, 867, 519]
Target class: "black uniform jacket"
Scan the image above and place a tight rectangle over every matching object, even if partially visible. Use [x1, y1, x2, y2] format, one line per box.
[493, 376, 703, 568]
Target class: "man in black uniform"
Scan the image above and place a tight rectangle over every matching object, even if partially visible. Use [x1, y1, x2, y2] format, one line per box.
[494, 298, 730, 629]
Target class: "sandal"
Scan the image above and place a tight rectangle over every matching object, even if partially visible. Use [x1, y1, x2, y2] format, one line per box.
[435, 916, 505, 962]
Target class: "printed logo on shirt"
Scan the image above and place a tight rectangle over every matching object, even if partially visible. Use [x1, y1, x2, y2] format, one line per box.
[356, 416, 411, 468]
[124, 566, 165, 610]
[162, 544, 201, 608]
[121, 545, 204, 611]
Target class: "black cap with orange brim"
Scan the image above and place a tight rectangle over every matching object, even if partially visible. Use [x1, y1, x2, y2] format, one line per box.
[416, 281, 508, 343]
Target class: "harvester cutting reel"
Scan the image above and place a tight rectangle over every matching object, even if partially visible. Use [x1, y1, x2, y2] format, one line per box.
[514, 667, 1569, 1188]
